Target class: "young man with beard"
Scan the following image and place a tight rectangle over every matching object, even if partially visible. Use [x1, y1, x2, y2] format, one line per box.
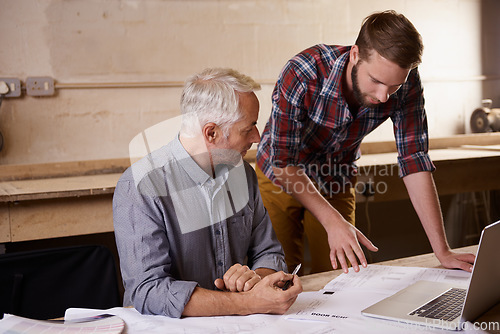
[256, 10, 475, 276]
[113, 68, 301, 318]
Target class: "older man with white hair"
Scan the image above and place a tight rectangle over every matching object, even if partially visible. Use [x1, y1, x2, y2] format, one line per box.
[113, 68, 301, 318]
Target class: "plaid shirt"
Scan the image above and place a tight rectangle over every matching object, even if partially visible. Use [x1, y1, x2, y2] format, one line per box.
[257, 44, 435, 189]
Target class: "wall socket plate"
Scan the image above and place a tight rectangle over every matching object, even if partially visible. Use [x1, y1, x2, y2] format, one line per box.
[26, 76, 55, 96]
[0, 78, 22, 97]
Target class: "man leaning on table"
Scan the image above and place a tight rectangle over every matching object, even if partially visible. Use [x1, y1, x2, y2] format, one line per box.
[113, 68, 302, 318]
[256, 10, 476, 275]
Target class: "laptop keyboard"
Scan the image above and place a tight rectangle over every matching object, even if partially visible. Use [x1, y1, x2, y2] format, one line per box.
[409, 288, 466, 321]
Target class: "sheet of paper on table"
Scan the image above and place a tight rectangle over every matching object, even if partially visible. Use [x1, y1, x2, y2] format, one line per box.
[64, 306, 335, 334]
[37, 265, 484, 334]
[0, 313, 124, 334]
[284, 265, 486, 334]
[321, 264, 471, 293]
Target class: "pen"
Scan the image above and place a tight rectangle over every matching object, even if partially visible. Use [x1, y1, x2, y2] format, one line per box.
[282, 263, 301, 291]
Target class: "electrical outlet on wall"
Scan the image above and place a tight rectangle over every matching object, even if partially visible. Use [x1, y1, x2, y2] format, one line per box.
[26, 76, 55, 96]
[0, 78, 22, 97]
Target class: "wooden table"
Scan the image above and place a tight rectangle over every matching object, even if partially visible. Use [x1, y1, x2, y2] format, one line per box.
[300, 245, 500, 331]
[0, 174, 121, 242]
[0, 160, 125, 243]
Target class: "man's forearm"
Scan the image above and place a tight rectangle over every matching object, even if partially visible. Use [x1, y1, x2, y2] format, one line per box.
[403, 171, 450, 255]
[182, 271, 302, 317]
[271, 166, 378, 272]
[182, 287, 249, 317]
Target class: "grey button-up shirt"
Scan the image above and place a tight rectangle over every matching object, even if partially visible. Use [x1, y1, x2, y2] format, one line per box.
[113, 136, 286, 318]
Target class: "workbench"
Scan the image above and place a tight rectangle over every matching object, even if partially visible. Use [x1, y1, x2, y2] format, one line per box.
[0, 133, 499, 243]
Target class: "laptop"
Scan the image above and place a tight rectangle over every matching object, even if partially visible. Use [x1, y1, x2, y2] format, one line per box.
[362, 220, 500, 331]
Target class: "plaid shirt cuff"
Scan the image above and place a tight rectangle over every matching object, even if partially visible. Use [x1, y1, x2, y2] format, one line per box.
[397, 151, 435, 177]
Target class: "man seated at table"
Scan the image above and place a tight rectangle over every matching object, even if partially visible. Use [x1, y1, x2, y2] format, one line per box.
[113, 68, 302, 318]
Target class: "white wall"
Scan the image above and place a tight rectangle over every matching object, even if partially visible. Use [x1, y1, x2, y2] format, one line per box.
[0, 0, 490, 164]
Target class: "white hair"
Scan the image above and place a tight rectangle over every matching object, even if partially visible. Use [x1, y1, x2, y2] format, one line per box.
[180, 68, 261, 137]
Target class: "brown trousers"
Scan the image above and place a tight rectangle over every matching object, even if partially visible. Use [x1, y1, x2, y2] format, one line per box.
[256, 166, 356, 275]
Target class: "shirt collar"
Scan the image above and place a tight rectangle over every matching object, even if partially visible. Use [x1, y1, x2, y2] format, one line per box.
[171, 134, 213, 186]
[319, 47, 351, 101]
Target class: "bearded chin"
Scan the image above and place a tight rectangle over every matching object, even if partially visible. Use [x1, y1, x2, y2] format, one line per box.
[351, 64, 377, 109]
[211, 148, 242, 167]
